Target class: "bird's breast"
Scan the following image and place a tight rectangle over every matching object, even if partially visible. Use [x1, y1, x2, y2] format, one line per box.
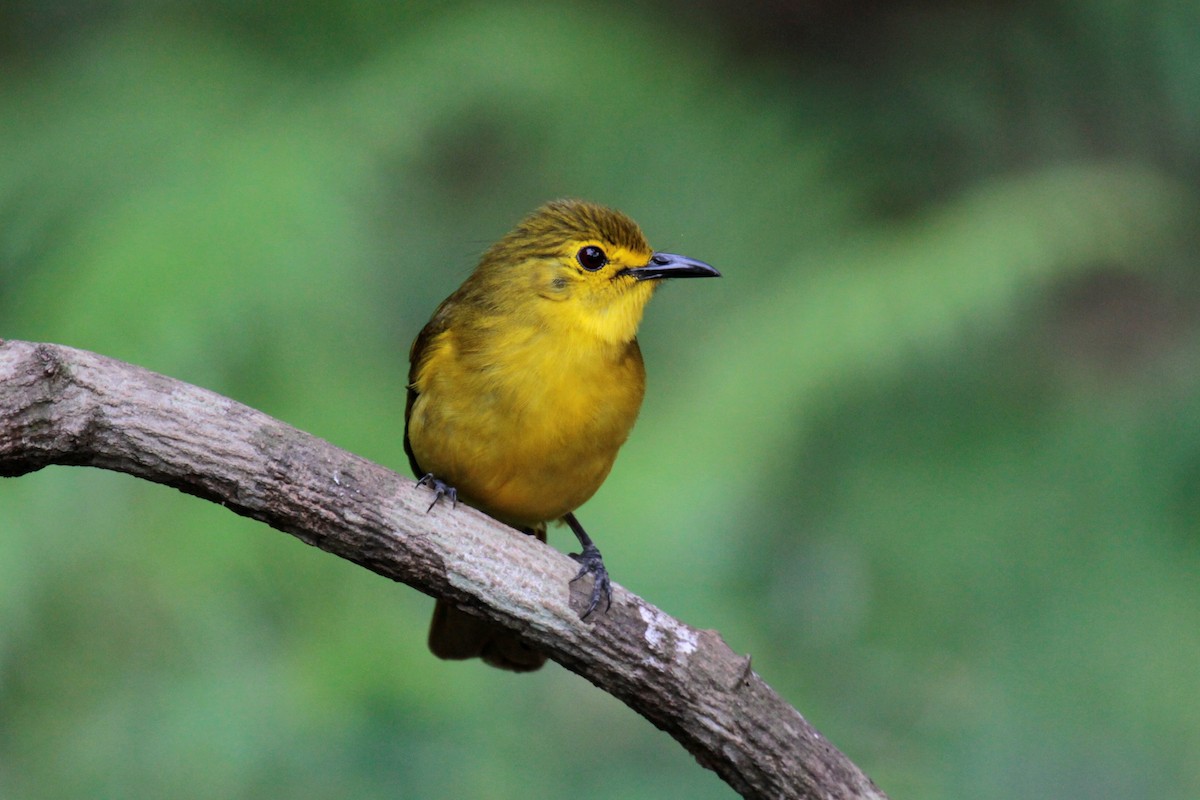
[407, 325, 646, 526]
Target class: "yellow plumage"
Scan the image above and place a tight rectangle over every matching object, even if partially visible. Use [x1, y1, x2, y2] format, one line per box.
[405, 199, 718, 670]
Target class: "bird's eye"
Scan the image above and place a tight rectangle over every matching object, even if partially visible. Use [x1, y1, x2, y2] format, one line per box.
[576, 245, 608, 271]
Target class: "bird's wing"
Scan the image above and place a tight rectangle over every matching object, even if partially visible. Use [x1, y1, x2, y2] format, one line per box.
[403, 305, 452, 477]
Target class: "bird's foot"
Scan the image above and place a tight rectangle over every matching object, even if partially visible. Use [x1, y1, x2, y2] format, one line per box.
[416, 473, 458, 512]
[569, 543, 612, 620]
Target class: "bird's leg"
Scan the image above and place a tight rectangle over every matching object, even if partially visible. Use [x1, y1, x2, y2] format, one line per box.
[416, 473, 458, 512]
[564, 512, 612, 619]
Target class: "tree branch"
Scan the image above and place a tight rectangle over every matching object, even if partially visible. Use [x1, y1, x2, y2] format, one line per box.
[0, 339, 886, 800]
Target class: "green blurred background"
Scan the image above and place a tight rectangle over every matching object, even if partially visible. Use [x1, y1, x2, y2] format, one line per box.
[3, 1, 1200, 798]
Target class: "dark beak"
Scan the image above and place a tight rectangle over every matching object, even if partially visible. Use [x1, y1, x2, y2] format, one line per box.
[621, 252, 721, 281]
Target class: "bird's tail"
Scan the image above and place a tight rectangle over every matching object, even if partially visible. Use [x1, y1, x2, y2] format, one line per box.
[426, 525, 547, 672]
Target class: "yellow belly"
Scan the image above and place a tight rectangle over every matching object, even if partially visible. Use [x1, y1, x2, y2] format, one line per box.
[407, 326, 646, 527]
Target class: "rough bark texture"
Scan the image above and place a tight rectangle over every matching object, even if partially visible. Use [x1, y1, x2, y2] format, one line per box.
[0, 339, 887, 800]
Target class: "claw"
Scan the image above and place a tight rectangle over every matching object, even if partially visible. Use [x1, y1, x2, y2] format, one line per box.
[569, 543, 612, 619]
[416, 473, 458, 512]
[563, 512, 611, 619]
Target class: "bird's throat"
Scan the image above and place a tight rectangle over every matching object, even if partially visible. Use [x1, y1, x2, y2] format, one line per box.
[550, 281, 655, 346]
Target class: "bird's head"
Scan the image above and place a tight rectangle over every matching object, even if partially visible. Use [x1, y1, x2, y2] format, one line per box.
[474, 199, 720, 344]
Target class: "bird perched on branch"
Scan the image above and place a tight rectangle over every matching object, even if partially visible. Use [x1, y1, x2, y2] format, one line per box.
[405, 199, 719, 671]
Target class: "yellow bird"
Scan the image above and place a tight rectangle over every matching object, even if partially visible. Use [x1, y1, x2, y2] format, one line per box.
[405, 199, 719, 671]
